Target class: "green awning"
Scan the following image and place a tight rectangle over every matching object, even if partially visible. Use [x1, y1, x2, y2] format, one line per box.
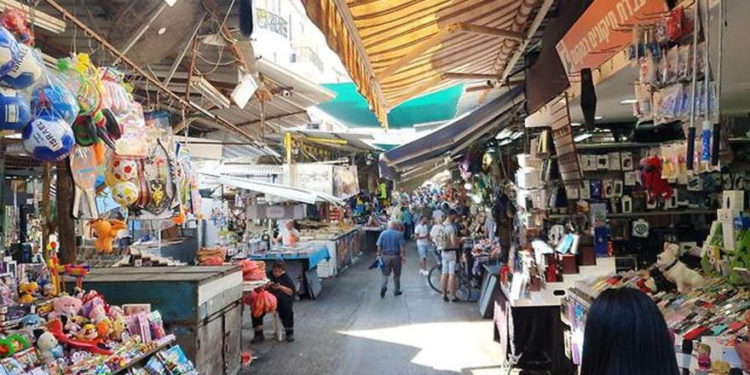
[318, 83, 463, 129]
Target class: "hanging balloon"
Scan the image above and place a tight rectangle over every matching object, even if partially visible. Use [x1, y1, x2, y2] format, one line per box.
[0, 88, 30, 132]
[0, 44, 42, 90]
[0, 26, 20, 77]
[111, 181, 139, 207]
[31, 83, 79, 124]
[22, 115, 74, 162]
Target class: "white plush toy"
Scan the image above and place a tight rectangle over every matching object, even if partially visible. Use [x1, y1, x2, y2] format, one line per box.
[656, 242, 704, 293]
[34, 330, 63, 363]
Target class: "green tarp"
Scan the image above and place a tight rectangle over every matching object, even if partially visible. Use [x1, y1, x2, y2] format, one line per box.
[317, 83, 463, 129]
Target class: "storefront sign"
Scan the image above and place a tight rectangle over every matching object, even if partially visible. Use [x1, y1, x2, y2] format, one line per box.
[247, 204, 306, 220]
[556, 0, 668, 76]
[333, 165, 359, 199]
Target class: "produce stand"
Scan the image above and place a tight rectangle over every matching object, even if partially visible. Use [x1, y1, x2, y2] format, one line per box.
[65, 266, 243, 375]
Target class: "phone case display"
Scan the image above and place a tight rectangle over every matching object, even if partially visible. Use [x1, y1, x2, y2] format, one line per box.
[564, 268, 750, 373]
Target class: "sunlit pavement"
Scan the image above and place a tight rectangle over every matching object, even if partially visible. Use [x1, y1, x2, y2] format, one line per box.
[241, 242, 503, 375]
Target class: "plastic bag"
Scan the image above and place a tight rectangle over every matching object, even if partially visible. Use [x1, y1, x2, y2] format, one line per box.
[99, 67, 130, 117]
[113, 101, 148, 157]
[30, 66, 79, 125]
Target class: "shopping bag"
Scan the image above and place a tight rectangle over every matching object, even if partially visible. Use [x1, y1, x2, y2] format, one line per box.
[369, 257, 384, 270]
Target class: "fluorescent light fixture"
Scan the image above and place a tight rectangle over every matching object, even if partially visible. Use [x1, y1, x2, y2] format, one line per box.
[511, 131, 524, 140]
[496, 128, 514, 140]
[191, 76, 231, 109]
[499, 139, 513, 147]
[574, 133, 592, 142]
[0, 0, 66, 33]
[594, 115, 604, 120]
[619, 98, 637, 105]
[164, 0, 179, 6]
[231, 72, 259, 109]
[571, 122, 582, 127]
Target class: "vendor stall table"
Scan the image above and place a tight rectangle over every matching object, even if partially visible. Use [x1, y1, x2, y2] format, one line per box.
[362, 226, 384, 253]
[317, 228, 362, 277]
[249, 242, 331, 299]
[493, 257, 616, 374]
[66, 266, 243, 375]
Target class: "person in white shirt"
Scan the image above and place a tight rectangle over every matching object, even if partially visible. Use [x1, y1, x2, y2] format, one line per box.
[414, 215, 431, 275]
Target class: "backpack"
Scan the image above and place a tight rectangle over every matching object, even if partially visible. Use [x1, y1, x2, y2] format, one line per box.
[432, 224, 449, 250]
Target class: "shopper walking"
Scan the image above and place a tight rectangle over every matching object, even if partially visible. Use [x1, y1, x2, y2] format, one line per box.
[376, 221, 406, 298]
[580, 288, 679, 375]
[402, 206, 414, 240]
[414, 215, 431, 276]
[440, 210, 461, 302]
[252, 261, 297, 343]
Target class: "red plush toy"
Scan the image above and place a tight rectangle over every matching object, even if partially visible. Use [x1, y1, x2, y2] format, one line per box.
[639, 156, 673, 204]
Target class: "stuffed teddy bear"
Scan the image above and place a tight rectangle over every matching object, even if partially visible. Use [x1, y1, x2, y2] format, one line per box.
[89, 218, 126, 253]
[33, 330, 62, 363]
[48, 296, 83, 333]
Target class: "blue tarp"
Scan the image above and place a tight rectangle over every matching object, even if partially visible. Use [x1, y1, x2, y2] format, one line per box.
[379, 85, 524, 180]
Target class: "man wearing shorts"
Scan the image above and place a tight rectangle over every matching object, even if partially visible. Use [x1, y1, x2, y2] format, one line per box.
[441, 210, 460, 302]
[414, 215, 431, 276]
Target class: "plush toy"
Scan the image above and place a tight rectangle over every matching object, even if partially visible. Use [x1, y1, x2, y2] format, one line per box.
[33, 330, 62, 363]
[49, 295, 83, 321]
[656, 242, 704, 293]
[111, 315, 126, 340]
[639, 156, 673, 204]
[89, 218, 126, 253]
[96, 319, 113, 341]
[18, 280, 39, 303]
[77, 324, 98, 341]
[20, 314, 43, 331]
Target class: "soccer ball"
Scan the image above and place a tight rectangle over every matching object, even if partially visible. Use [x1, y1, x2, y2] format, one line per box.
[111, 181, 139, 207]
[22, 115, 74, 162]
[0, 88, 30, 131]
[0, 44, 42, 90]
[111, 158, 138, 181]
[31, 83, 79, 124]
[0, 27, 20, 77]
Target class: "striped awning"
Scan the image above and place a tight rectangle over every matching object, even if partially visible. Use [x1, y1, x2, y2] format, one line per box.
[301, 0, 540, 127]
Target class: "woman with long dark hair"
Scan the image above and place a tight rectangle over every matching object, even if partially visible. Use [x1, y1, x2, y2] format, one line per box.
[581, 288, 679, 375]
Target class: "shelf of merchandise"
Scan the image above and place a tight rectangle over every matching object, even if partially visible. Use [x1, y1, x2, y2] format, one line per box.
[547, 209, 716, 219]
[576, 142, 661, 150]
[112, 335, 176, 375]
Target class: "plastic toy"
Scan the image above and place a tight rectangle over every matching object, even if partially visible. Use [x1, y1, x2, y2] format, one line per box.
[0, 88, 30, 132]
[0, 337, 15, 358]
[22, 114, 75, 162]
[111, 158, 138, 182]
[33, 330, 62, 363]
[20, 314, 43, 330]
[89, 218, 126, 253]
[47, 318, 113, 355]
[6, 334, 29, 353]
[18, 280, 38, 303]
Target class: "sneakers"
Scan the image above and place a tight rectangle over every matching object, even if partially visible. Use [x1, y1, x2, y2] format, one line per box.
[380, 287, 387, 298]
[251, 332, 265, 344]
[451, 297, 460, 303]
[285, 333, 295, 342]
[394, 291, 403, 296]
[419, 269, 428, 276]
[443, 294, 449, 302]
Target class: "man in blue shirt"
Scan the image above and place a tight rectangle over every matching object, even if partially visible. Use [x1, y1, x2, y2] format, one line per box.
[376, 221, 406, 298]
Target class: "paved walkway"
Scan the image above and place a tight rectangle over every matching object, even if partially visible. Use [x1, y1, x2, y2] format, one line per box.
[240, 243, 503, 375]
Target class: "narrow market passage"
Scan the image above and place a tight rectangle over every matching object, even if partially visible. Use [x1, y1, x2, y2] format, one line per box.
[241, 243, 503, 375]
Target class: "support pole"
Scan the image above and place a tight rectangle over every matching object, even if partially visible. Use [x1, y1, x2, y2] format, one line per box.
[41, 163, 50, 258]
[56, 159, 76, 264]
